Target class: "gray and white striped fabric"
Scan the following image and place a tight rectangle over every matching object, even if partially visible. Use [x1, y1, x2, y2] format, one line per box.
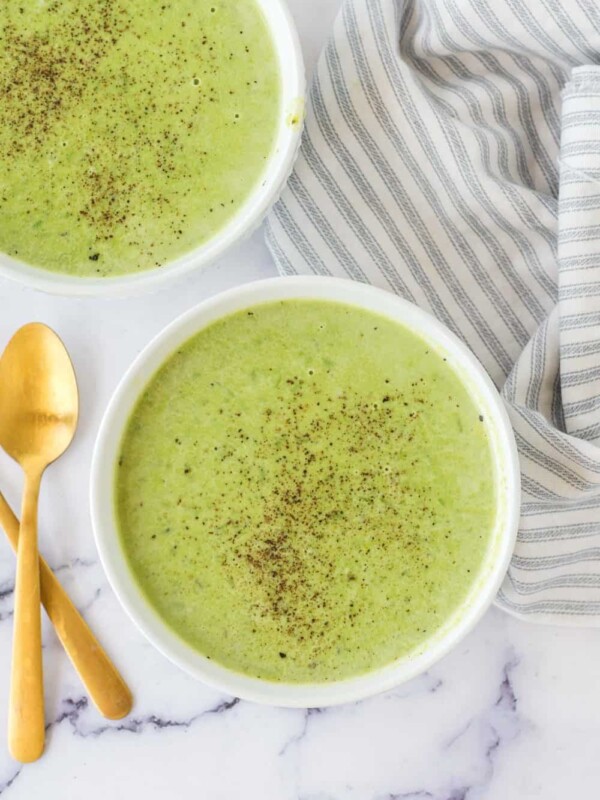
[266, 0, 600, 624]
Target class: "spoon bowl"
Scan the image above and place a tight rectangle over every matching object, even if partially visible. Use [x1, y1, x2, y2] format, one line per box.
[0, 323, 78, 762]
[0, 324, 78, 469]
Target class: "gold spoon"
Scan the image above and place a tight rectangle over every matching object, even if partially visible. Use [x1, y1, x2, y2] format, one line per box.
[0, 323, 79, 762]
[0, 492, 133, 721]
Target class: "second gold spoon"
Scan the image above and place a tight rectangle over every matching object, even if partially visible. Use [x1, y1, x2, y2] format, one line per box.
[0, 492, 132, 722]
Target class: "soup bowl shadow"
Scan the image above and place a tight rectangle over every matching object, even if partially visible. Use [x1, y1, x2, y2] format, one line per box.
[91, 276, 520, 707]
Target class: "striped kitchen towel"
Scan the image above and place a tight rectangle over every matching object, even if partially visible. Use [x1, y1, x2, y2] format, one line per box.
[266, 0, 600, 624]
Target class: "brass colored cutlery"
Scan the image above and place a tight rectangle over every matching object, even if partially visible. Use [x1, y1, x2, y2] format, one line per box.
[0, 494, 133, 719]
[0, 324, 132, 762]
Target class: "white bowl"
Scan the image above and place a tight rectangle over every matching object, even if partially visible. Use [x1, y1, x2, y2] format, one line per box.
[91, 276, 520, 707]
[0, 1, 304, 297]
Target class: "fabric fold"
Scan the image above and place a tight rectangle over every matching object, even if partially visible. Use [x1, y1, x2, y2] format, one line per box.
[558, 66, 600, 443]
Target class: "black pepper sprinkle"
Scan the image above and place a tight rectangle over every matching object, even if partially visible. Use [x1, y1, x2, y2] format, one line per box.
[0, 0, 274, 275]
[118, 310, 495, 678]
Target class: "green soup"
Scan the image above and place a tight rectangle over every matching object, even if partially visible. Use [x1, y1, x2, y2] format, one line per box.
[115, 300, 497, 683]
[0, 0, 280, 277]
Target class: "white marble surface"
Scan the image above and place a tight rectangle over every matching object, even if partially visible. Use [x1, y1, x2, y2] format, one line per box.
[0, 1, 599, 797]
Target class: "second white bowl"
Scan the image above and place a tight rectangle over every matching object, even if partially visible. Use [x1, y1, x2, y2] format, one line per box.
[91, 276, 520, 707]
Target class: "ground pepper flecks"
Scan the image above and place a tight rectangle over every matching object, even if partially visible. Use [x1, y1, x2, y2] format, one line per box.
[0, 0, 280, 276]
[116, 301, 496, 683]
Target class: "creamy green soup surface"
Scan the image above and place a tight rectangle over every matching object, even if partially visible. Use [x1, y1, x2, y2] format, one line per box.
[116, 300, 497, 683]
[0, 0, 280, 277]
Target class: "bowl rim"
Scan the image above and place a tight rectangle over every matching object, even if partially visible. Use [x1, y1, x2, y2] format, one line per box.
[90, 276, 521, 707]
[0, 0, 305, 297]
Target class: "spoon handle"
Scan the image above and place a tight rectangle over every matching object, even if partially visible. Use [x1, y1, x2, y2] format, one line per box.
[9, 471, 44, 763]
[0, 492, 133, 722]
